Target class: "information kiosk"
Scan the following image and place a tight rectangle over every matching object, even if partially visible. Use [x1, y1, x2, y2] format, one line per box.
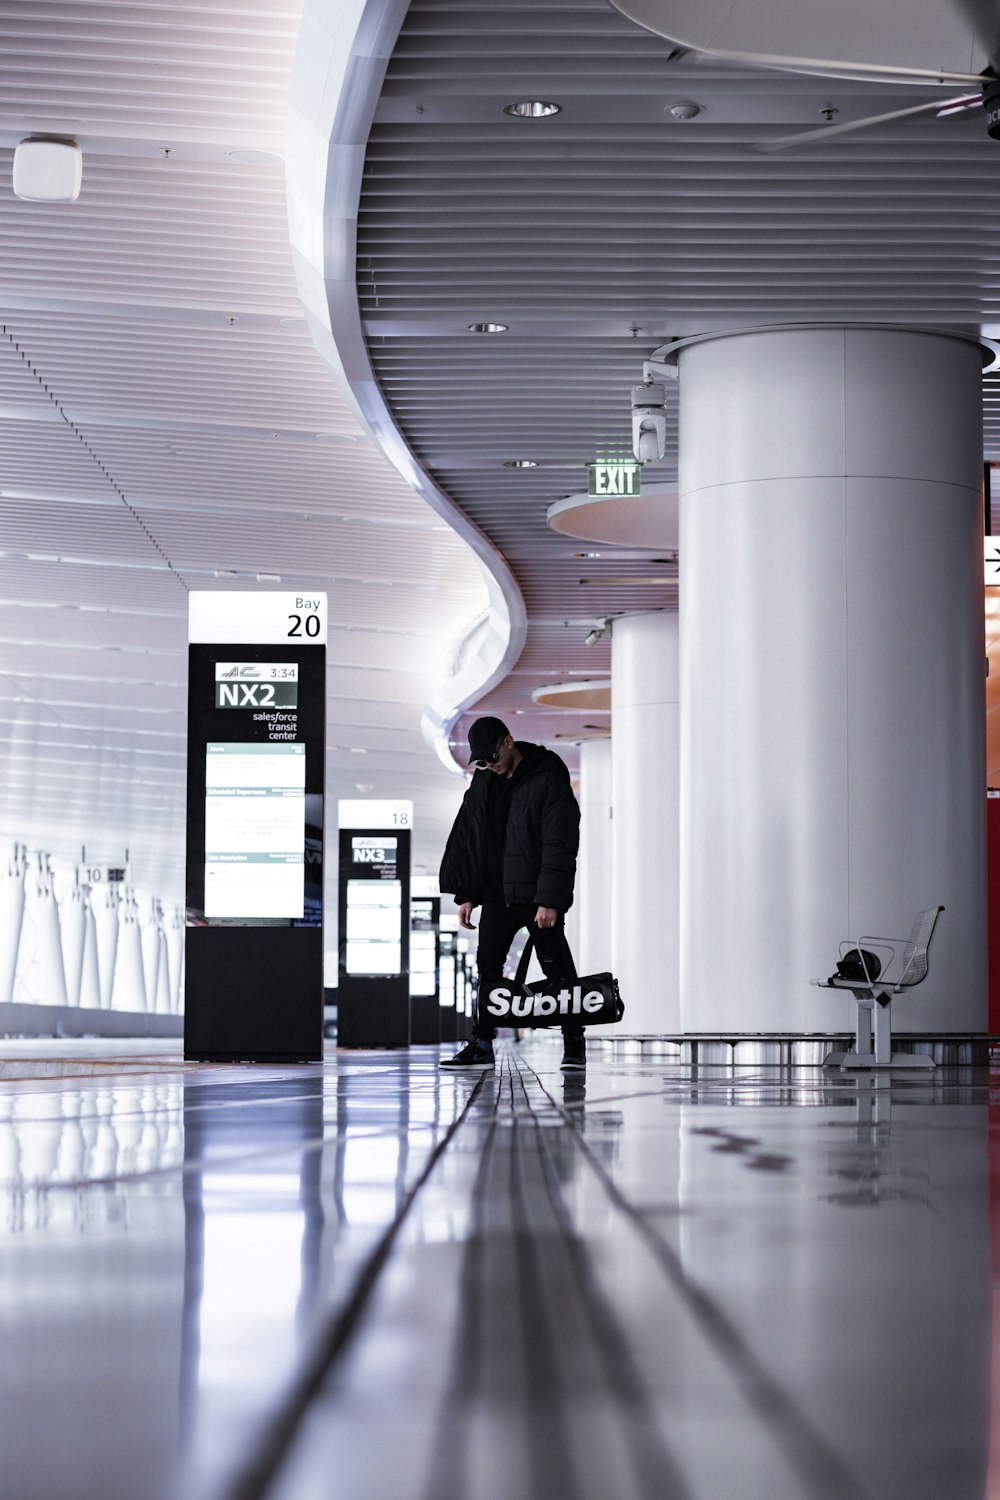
[409, 892, 440, 1044]
[337, 800, 412, 1048]
[184, 592, 326, 1062]
[438, 914, 459, 1044]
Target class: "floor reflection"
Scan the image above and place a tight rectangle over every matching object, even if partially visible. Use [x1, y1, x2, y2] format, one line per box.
[0, 1047, 996, 1500]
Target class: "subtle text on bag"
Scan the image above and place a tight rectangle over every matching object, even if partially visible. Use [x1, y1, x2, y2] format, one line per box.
[487, 984, 606, 1019]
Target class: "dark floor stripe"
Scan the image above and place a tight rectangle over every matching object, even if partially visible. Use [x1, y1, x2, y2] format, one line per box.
[511, 1061, 695, 1500]
[418, 1060, 505, 1500]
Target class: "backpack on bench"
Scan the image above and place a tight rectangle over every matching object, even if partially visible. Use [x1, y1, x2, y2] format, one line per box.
[829, 947, 882, 999]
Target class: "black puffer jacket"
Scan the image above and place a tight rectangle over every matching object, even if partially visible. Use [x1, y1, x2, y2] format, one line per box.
[440, 742, 580, 911]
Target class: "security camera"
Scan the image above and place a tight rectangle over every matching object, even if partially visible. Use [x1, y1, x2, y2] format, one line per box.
[631, 382, 667, 464]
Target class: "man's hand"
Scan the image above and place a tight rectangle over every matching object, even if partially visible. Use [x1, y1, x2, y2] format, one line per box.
[534, 906, 557, 929]
[458, 901, 476, 930]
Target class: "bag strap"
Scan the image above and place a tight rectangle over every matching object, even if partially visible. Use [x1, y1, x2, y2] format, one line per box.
[513, 931, 535, 989]
[512, 925, 579, 988]
[555, 928, 579, 981]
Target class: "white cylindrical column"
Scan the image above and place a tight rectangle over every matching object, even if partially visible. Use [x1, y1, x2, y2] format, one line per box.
[611, 611, 680, 1032]
[577, 737, 613, 975]
[678, 325, 986, 1032]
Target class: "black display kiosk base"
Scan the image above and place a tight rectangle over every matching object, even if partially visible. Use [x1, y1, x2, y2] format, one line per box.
[410, 993, 441, 1044]
[185, 927, 323, 1062]
[337, 975, 409, 1048]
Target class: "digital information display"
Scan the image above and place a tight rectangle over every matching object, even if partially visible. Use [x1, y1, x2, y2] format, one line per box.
[204, 743, 305, 919]
[214, 661, 298, 711]
[409, 898, 438, 998]
[346, 879, 402, 975]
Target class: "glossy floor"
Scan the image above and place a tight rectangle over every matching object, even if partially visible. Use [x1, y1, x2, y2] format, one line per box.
[0, 1037, 996, 1500]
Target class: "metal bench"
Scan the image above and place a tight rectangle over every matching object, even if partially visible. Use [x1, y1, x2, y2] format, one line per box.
[812, 905, 944, 1070]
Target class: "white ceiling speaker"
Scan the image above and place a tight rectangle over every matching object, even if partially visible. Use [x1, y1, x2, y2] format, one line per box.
[13, 138, 83, 202]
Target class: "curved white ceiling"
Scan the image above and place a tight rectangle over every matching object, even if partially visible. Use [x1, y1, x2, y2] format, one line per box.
[0, 0, 491, 890]
[285, 0, 528, 773]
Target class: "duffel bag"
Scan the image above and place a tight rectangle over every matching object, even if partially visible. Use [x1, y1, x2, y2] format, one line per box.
[482, 930, 624, 1029]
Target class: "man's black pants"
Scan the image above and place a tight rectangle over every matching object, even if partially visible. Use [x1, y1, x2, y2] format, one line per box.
[472, 902, 583, 1043]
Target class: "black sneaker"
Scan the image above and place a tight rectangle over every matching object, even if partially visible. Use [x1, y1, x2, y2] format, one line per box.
[561, 1036, 586, 1070]
[441, 1039, 495, 1069]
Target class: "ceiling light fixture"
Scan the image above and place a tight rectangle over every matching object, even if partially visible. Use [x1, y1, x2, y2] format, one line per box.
[667, 102, 703, 121]
[580, 576, 677, 586]
[467, 321, 508, 334]
[13, 137, 82, 202]
[226, 148, 284, 165]
[502, 101, 561, 119]
[503, 459, 538, 468]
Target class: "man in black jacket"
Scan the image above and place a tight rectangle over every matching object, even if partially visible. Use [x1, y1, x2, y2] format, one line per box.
[439, 715, 584, 1070]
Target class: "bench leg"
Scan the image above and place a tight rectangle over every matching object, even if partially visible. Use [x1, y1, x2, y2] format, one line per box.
[873, 998, 891, 1066]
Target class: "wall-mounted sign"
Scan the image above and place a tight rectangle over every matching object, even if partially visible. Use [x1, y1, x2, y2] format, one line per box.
[588, 461, 641, 498]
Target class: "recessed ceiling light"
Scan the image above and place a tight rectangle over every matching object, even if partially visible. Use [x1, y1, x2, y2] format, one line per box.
[503, 101, 561, 119]
[226, 148, 284, 165]
[667, 102, 703, 121]
[504, 459, 538, 468]
[467, 321, 508, 334]
[580, 576, 677, 586]
[280, 316, 306, 327]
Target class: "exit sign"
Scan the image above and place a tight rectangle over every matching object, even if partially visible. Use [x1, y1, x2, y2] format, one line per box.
[588, 461, 641, 497]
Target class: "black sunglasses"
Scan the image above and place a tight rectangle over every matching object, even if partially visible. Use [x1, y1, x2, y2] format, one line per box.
[473, 739, 506, 769]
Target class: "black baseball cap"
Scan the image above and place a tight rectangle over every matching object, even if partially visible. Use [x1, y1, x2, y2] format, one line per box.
[468, 716, 511, 765]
